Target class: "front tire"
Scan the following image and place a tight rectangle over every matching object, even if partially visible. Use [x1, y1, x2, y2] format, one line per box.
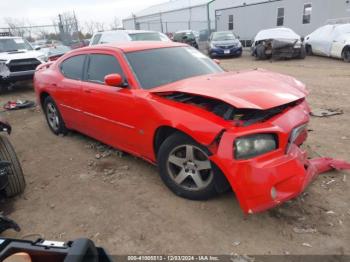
[0, 135, 25, 197]
[256, 44, 267, 60]
[298, 45, 306, 59]
[305, 44, 313, 56]
[44, 96, 68, 135]
[158, 133, 220, 200]
[342, 46, 350, 63]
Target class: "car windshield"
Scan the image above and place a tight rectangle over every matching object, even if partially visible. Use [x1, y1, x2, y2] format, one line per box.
[129, 32, 167, 41]
[126, 46, 223, 89]
[0, 38, 33, 52]
[212, 32, 236, 41]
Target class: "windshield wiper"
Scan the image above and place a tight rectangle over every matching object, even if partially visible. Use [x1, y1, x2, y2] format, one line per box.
[6, 50, 20, 52]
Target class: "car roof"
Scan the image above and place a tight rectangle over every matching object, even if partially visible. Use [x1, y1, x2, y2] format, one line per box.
[96, 30, 159, 35]
[175, 30, 194, 34]
[81, 41, 187, 53]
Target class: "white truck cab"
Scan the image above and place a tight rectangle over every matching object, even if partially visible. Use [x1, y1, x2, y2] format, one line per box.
[0, 33, 46, 89]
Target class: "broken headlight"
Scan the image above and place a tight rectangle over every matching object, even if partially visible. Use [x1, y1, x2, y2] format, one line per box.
[234, 134, 278, 160]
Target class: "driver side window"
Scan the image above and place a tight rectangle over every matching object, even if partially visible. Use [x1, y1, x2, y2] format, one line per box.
[87, 54, 124, 84]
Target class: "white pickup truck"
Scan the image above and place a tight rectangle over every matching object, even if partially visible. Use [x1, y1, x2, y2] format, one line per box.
[0, 34, 46, 90]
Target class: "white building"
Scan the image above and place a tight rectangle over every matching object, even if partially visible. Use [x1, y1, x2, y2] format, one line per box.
[123, 0, 350, 44]
[123, 0, 213, 33]
[212, 0, 350, 44]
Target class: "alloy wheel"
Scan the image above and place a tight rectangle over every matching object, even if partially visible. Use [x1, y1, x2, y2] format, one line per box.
[166, 144, 213, 191]
[46, 103, 60, 132]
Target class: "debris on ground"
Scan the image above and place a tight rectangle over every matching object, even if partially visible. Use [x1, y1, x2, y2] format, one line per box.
[3, 100, 36, 110]
[293, 227, 317, 234]
[233, 241, 241, 247]
[311, 108, 344, 118]
[302, 243, 313, 248]
[104, 169, 115, 176]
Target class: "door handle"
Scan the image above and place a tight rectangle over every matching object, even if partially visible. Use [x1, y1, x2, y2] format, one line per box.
[84, 89, 92, 93]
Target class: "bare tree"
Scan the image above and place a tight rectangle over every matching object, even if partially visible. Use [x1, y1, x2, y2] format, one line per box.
[110, 17, 121, 30]
[83, 20, 96, 35]
[4, 18, 27, 37]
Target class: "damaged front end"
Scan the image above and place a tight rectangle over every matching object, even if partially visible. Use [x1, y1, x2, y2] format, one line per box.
[255, 38, 305, 60]
[157, 91, 350, 214]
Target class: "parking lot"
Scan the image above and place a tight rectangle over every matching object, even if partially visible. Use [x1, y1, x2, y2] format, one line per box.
[0, 52, 349, 255]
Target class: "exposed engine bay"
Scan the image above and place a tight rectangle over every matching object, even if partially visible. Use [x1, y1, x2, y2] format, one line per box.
[161, 92, 302, 126]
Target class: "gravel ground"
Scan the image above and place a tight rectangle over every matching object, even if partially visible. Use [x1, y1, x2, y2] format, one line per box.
[0, 52, 349, 255]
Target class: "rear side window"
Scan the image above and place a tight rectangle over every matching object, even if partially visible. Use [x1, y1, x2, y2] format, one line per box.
[60, 55, 86, 80]
[91, 34, 102, 45]
[87, 54, 124, 84]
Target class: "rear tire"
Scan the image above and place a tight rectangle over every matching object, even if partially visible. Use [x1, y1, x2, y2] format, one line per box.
[44, 96, 68, 135]
[342, 46, 350, 63]
[157, 132, 229, 200]
[0, 135, 25, 197]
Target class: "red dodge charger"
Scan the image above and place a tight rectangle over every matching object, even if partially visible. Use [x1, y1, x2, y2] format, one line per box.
[34, 41, 323, 214]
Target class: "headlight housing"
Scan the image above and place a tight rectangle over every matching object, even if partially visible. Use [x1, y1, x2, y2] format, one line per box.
[234, 134, 278, 160]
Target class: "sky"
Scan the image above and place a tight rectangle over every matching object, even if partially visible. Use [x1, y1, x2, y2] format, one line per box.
[0, 0, 166, 28]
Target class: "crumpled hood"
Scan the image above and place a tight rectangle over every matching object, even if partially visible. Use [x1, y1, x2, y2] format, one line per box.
[0, 50, 44, 61]
[151, 69, 307, 110]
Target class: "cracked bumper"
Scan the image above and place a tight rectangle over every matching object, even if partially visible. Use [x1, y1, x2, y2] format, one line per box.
[210, 101, 317, 214]
[210, 100, 350, 214]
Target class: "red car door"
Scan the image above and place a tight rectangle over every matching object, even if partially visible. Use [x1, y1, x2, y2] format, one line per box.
[54, 54, 87, 130]
[79, 52, 145, 155]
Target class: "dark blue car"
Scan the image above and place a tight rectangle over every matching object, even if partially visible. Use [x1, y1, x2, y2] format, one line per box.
[208, 31, 242, 58]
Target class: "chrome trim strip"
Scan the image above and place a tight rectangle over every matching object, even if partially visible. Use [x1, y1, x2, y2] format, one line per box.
[60, 104, 82, 113]
[60, 104, 135, 129]
[84, 112, 135, 129]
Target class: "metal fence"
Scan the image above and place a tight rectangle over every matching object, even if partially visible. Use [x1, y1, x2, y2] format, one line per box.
[0, 12, 82, 46]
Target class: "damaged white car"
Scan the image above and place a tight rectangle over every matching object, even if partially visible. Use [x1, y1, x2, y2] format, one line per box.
[251, 27, 305, 60]
[0, 34, 46, 90]
[305, 23, 350, 62]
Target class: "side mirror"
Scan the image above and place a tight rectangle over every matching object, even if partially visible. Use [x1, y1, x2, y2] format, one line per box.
[34, 46, 41, 51]
[213, 59, 220, 65]
[104, 74, 123, 87]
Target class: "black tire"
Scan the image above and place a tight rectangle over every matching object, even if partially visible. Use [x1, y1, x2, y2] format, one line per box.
[305, 45, 313, 56]
[342, 46, 350, 63]
[157, 132, 228, 200]
[256, 44, 267, 60]
[44, 96, 68, 135]
[298, 45, 306, 59]
[0, 135, 25, 197]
